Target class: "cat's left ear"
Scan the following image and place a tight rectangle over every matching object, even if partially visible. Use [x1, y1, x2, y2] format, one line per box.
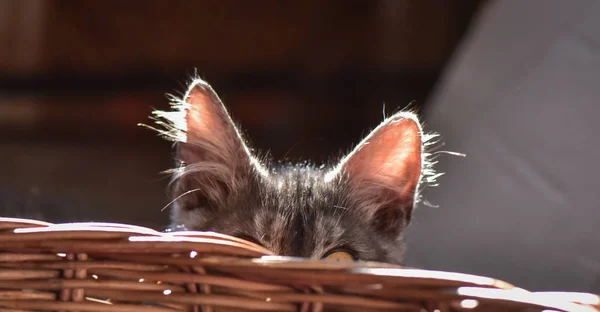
[329, 111, 424, 236]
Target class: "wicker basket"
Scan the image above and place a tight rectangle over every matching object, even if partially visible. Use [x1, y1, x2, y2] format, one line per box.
[0, 217, 597, 312]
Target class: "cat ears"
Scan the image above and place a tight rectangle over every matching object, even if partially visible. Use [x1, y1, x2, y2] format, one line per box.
[327, 111, 424, 194]
[156, 78, 427, 198]
[149, 78, 428, 199]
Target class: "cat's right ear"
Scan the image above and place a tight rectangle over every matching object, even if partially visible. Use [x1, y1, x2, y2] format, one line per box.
[152, 79, 266, 212]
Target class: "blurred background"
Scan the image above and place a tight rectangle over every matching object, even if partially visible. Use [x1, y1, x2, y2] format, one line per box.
[2, 0, 599, 294]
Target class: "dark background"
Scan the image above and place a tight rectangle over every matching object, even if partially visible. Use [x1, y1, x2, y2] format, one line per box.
[4, 0, 599, 295]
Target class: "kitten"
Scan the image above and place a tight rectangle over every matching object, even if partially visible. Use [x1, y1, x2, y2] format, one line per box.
[144, 78, 439, 265]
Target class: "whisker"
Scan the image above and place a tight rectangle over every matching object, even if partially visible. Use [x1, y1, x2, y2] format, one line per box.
[422, 199, 440, 208]
[432, 150, 467, 157]
[282, 142, 301, 160]
[161, 188, 203, 211]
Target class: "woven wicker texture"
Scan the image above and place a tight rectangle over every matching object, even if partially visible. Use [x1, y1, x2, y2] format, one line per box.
[0, 217, 598, 312]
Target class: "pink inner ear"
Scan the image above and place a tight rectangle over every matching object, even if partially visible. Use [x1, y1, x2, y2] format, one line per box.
[345, 117, 422, 197]
[185, 87, 225, 143]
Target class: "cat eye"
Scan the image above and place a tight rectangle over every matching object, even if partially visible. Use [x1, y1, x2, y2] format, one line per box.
[323, 249, 356, 262]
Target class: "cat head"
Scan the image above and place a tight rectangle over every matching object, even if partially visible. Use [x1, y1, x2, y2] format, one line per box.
[146, 78, 439, 264]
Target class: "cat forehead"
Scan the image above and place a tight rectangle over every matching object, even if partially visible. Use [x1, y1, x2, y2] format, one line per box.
[260, 164, 326, 186]
[256, 165, 343, 200]
[268, 162, 324, 173]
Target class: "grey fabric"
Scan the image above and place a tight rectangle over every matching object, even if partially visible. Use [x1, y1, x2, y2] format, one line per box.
[405, 0, 600, 293]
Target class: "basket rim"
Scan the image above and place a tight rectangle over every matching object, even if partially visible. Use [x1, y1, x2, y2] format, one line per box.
[0, 216, 598, 312]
